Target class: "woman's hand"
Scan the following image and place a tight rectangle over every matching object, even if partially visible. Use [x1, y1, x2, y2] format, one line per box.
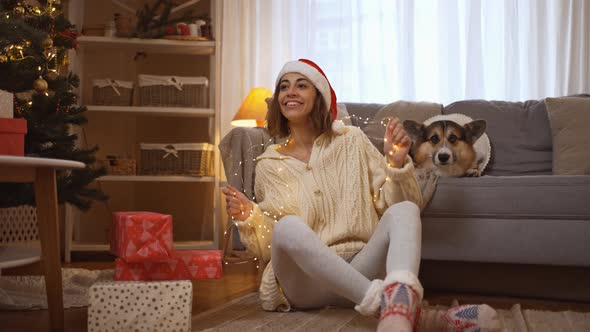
[222, 185, 254, 221]
[383, 117, 411, 168]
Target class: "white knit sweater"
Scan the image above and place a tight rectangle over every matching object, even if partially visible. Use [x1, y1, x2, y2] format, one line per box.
[235, 122, 423, 311]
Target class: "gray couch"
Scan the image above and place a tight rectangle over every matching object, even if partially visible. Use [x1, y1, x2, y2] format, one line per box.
[345, 99, 590, 268]
[221, 96, 590, 301]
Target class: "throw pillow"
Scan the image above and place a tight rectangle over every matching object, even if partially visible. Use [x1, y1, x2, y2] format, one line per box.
[363, 101, 442, 153]
[545, 97, 590, 175]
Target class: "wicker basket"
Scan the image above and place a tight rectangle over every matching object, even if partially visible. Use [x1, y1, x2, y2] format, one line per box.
[0, 205, 38, 245]
[139, 143, 214, 176]
[138, 75, 208, 108]
[92, 79, 133, 106]
[96, 156, 136, 175]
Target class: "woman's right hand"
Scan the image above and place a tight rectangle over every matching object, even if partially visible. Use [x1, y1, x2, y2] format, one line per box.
[222, 185, 254, 221]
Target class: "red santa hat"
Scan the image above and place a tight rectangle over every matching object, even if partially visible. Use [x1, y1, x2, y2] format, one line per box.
[276, 59, 338, 120]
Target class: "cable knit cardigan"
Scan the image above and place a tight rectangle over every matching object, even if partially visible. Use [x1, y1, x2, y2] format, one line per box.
[235, 121, 424, 311]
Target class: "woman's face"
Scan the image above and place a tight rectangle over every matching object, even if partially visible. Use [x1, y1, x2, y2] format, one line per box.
[277, 73, 318, 125]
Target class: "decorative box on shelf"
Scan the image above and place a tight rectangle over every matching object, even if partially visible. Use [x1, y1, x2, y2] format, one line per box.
[88, 280, 192, 332]
[139, 143, 214, 176]
[92, 79, 133, 106]
[138, 74, 208, 108]
[96, 156, 136, 175]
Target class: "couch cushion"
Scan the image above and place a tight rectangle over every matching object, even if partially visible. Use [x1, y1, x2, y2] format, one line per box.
[443, 99, 552, 176]
[421, 175, 590, 266]
[423, 175, 590, 218]
[342, 102, 385, 129]
[545, 97, 590, 175]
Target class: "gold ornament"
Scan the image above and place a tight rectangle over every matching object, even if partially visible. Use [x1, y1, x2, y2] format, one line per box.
[0, 55, 7, 63]
[42, 38, 53, 49]
[33, 77, 48, 93]
[46, 71, 59, 80]
[62, 54, 69, 66]
[15, 6, 25, 14]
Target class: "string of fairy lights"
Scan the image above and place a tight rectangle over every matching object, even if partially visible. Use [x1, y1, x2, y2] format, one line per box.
[224, 115, 400, 269]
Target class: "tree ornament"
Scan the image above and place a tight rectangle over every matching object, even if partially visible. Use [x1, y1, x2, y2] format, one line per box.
[42, 37, 54, 49]
[33, 77, 48, 92]
[62, 54, 69, 66]
[46, 71, 59, 81]
[15, 6, 25, 15]
[0, 55, 7, 64]
[46, 71, 59, 80]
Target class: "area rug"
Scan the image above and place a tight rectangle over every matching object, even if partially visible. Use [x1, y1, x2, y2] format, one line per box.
[191, 292, 590, 331]
[0, 268, 114, 310]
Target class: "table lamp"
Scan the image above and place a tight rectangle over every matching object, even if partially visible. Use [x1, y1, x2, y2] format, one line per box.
[231, 87, 273, 127]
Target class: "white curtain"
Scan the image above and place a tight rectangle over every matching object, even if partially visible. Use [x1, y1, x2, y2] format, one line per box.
[220, 0, 590, 136]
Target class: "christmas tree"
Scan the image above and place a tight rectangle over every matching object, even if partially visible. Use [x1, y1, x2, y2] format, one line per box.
[0, 0, 106, 210]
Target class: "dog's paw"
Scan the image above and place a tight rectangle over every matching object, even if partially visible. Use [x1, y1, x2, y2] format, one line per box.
[465, 169, 482, 177]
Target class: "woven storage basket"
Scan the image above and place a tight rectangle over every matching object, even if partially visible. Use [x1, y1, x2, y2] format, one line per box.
[92, 79, 133, 106]
[138, 75, 208, 108]
[0, 205, 38, 245]
[139, 143, 214, 176]
[96, 156, 136, 175]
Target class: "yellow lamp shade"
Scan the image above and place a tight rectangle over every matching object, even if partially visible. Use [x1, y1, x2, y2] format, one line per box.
[231, 87, 273, 127]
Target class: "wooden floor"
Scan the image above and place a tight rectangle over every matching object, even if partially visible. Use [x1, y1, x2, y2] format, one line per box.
[0, 256, 589, 331]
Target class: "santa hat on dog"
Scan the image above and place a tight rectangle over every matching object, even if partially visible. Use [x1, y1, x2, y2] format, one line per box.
[276, 59, 338, 120]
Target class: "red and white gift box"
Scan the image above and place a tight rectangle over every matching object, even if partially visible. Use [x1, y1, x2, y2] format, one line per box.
[114, 250, 222, 281]
[110, 211, 173, 262]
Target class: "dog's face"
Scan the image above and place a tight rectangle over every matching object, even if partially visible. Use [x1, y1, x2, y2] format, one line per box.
[403, 119, 486, 177]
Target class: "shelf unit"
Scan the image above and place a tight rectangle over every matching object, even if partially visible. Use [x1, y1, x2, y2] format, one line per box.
[65, 1, 222, 262]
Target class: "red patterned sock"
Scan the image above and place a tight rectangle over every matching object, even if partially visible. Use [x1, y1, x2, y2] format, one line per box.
[442, 304, 501, 332]
[377, 282, 421, 332]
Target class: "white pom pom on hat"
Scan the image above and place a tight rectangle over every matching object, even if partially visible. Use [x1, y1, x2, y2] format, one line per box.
[276, 59, 338, 120]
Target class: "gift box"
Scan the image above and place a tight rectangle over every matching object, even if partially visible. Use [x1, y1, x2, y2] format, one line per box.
[114, 250, 222, 281]
[110, 212, 173, 262]
[0, 118, 27, 156]
[0, 89, 13, 118]
[88, 280, 192, 332]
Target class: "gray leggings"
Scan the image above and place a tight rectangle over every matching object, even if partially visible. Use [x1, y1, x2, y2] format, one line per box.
[271, 201, 421, 310]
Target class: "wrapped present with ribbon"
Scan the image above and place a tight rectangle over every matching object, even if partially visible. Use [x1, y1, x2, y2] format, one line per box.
[111, 212, 174, 262]
[114, 250, 223, 281]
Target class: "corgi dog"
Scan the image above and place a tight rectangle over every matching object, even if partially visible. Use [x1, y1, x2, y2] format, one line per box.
[403, 118, 487, 177]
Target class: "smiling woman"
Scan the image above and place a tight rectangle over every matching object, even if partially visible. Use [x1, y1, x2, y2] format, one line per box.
[221, 59, 501, 331]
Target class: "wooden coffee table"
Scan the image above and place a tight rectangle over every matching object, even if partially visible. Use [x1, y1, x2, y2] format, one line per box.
[0, 156, 85, 331]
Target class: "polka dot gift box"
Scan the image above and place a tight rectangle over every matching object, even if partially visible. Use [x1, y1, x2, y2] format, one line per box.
[88, 280, 192, 332]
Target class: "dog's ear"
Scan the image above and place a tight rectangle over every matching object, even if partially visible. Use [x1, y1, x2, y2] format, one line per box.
[464, 119, 487, 143]
[403, 120, 424, 142]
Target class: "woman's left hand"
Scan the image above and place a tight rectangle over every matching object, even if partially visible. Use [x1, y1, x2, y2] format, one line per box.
[383, 117, 411, 168]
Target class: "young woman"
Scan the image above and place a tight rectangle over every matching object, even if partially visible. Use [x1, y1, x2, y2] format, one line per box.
[223, 59, 499, 331]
